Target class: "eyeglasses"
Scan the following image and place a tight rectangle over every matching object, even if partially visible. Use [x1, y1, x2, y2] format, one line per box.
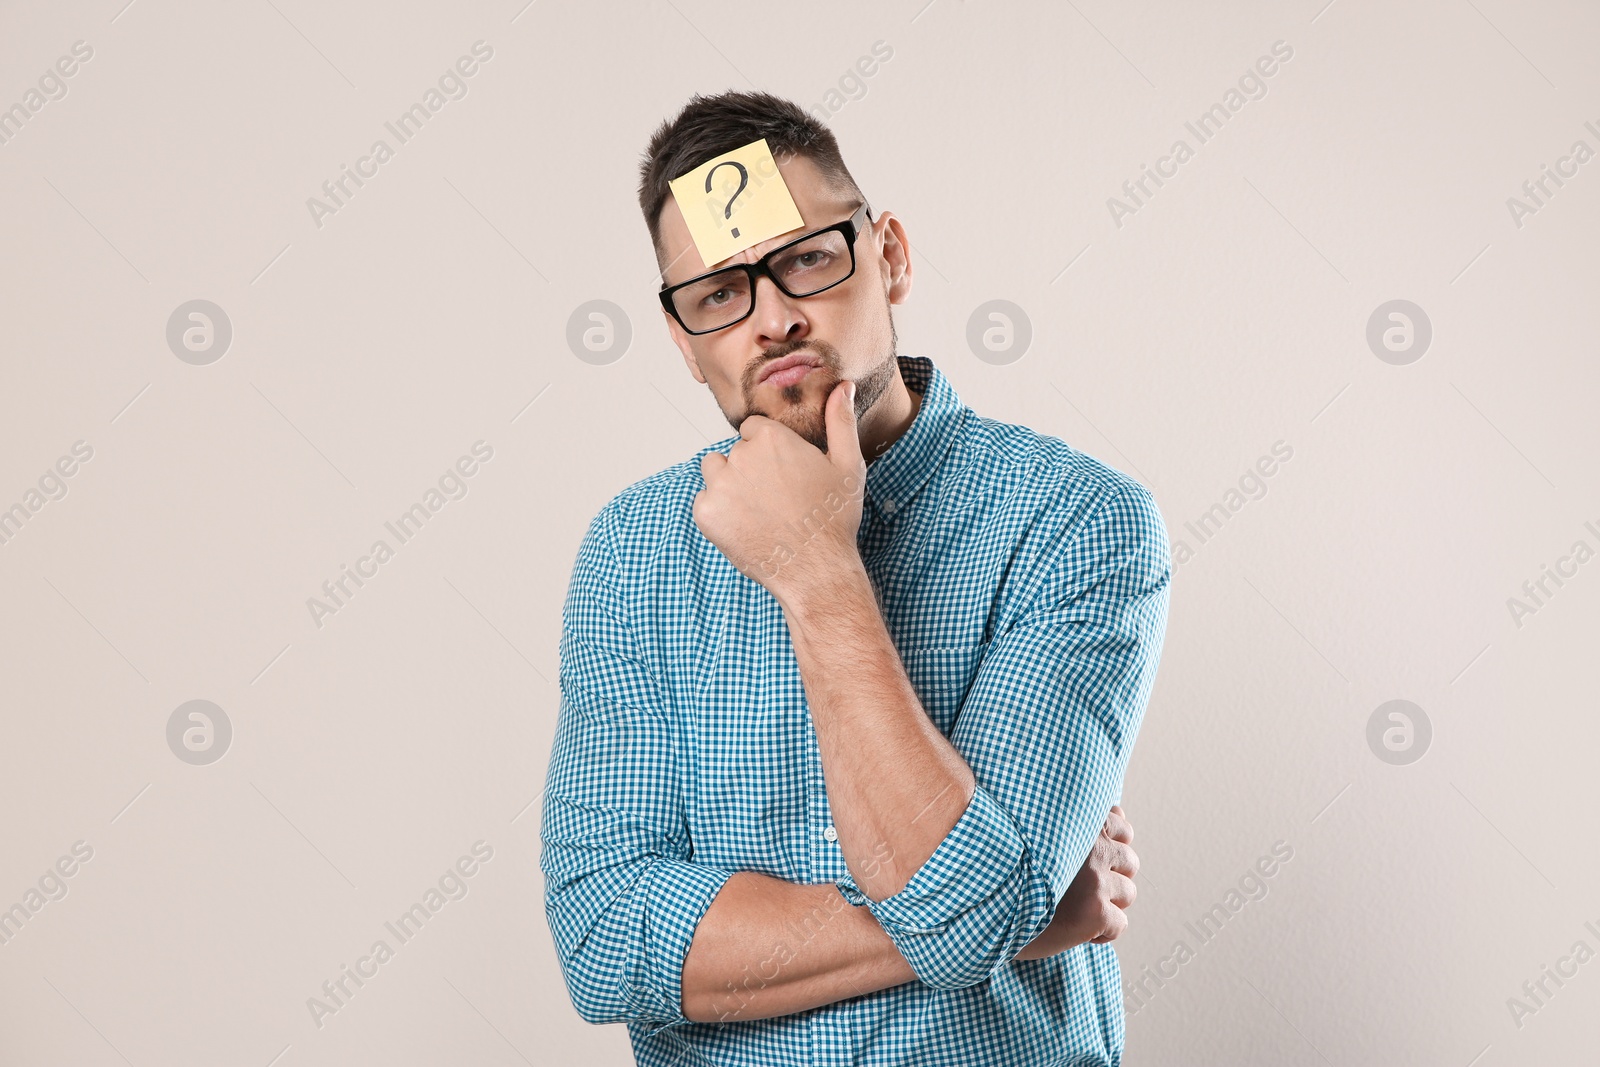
[659, 202, 873, 335]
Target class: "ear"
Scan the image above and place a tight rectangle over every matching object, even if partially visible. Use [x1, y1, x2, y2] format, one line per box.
[663, 309, 707, 384]
[870, 210, 913, 306]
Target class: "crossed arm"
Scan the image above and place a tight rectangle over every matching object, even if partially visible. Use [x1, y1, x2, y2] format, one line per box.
[679, 807, 1140, 1023]
[541, 479, 1169, 1029]
[680, 487, 1160, 1022]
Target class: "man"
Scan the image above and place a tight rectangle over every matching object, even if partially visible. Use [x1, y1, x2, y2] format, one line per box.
[541, 90, 1171, 1065]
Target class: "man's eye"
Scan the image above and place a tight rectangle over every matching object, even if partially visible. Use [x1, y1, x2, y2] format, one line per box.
[701, 289, 731, 307]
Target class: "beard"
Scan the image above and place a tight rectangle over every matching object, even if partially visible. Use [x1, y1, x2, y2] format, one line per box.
[723, 313, 900, 453]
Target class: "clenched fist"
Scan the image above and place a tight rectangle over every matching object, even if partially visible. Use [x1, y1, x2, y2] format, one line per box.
[693, 379, 867, 609]
[1015, 805, 1139, 960]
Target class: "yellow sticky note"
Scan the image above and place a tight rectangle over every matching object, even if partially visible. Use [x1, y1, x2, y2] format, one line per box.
[668, 137, 805, 268]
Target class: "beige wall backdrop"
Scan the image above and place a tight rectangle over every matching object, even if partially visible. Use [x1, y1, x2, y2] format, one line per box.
[3, 0, 1597, 1063]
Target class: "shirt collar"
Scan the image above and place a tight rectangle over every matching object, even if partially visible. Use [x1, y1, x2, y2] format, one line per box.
[862, 355, 964, 519]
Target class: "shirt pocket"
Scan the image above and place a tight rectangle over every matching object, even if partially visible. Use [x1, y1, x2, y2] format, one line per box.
[899, 641, 988, 735]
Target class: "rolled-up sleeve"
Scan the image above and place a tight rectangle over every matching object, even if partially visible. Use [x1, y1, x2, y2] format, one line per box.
[540, 506, 737, 1031]
[835, 483, 1171, 989]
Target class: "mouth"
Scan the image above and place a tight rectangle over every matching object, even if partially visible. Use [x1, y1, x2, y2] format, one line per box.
[757, 352, 824, 389]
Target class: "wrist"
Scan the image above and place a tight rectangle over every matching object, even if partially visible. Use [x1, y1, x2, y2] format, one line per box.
[775, 551, 875, 627]
[841, 893, 918, 990]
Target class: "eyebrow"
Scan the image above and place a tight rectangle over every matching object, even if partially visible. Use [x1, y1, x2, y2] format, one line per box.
[669, 202, 860, 283]
[705, 228, 803, 271]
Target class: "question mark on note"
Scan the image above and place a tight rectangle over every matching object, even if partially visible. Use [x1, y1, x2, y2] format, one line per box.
[705, 161, 750, 237]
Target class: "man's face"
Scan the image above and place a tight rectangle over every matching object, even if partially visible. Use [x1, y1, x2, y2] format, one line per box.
[657, 153, 912, 452]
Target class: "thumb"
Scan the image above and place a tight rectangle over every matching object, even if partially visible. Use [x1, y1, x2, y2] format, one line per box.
[825, 379, 863, 468]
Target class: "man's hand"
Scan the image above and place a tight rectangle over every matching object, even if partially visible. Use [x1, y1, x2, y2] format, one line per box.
[1014, 805, 1139, 961]
[693, 380, 868, 607]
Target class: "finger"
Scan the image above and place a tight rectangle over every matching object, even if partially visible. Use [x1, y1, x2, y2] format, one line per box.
[824, 379, 864, 469]
[700, 452, 727, 482]
[690, 490, 713, 536]
[1102, 806, 1131, 840]
[1103, 806, 1133, 844]
[1094, 900, 1129, 943]
[1088, 834, 1114, 869]
[1106, 870, 1137, 909]
[1106, 841, 1139, 880]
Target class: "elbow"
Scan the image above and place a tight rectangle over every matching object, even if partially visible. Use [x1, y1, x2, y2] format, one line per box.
[919, 962, 1002, 992]
[548, 901, 683, 1028]
[910, 928, 1025, 990]
[897, 924, 1022, 992]
[904, 865, 1057, 991]
[557, 951, 627, 1026]
[546, 907, 628, 1026]
[543, 857, 710, 1030]
[572, 995, 619, 1028]
[568, 991, 607, 1027]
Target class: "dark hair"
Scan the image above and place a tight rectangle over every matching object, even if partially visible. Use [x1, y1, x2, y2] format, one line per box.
[637, 90, 864, 272]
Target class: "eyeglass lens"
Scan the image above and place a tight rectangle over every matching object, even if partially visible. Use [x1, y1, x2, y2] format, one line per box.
[671, 228, 853, 332]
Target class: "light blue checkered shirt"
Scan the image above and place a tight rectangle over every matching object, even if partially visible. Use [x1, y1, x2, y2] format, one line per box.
[542, 355, 1171, 1066]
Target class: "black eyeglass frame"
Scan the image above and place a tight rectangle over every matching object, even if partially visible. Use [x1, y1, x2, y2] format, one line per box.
[658, 201, 873, 335]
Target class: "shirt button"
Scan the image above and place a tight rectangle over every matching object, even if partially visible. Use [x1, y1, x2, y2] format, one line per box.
[881, 498, 897, 516]
[823, 826, 838, 841]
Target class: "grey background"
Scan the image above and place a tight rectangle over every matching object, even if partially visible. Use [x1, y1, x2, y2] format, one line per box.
[2, 0, 1596, 1063]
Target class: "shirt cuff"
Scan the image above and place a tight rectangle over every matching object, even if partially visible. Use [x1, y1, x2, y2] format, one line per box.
[637, 859, 739, 1037]
[833, 782, 1026, 936]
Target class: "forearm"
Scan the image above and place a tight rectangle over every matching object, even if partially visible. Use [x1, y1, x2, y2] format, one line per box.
[680, 871, 916, 1022]
[778, 560, 976, 903]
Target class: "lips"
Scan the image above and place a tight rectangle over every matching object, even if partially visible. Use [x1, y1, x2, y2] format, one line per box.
[757, 351, 824, 387]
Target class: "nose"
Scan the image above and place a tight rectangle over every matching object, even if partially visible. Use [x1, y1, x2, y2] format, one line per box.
[748, 271, 807, 348]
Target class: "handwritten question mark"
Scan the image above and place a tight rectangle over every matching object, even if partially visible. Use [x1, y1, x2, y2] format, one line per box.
[705, 161, 750, 237]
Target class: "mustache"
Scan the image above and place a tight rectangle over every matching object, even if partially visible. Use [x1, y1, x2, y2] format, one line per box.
[746, 340, 840, 388]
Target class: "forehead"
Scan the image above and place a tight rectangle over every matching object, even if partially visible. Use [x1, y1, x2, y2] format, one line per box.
[657, 152, 858, 286]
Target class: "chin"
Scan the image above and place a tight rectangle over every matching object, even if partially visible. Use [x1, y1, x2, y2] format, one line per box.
[789, 415, 830, 452]
[736, 363, 844, 450]
[772, 395, 831, 451]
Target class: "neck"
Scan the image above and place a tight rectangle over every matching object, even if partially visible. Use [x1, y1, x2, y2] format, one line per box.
[859, 371, 922, 464]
